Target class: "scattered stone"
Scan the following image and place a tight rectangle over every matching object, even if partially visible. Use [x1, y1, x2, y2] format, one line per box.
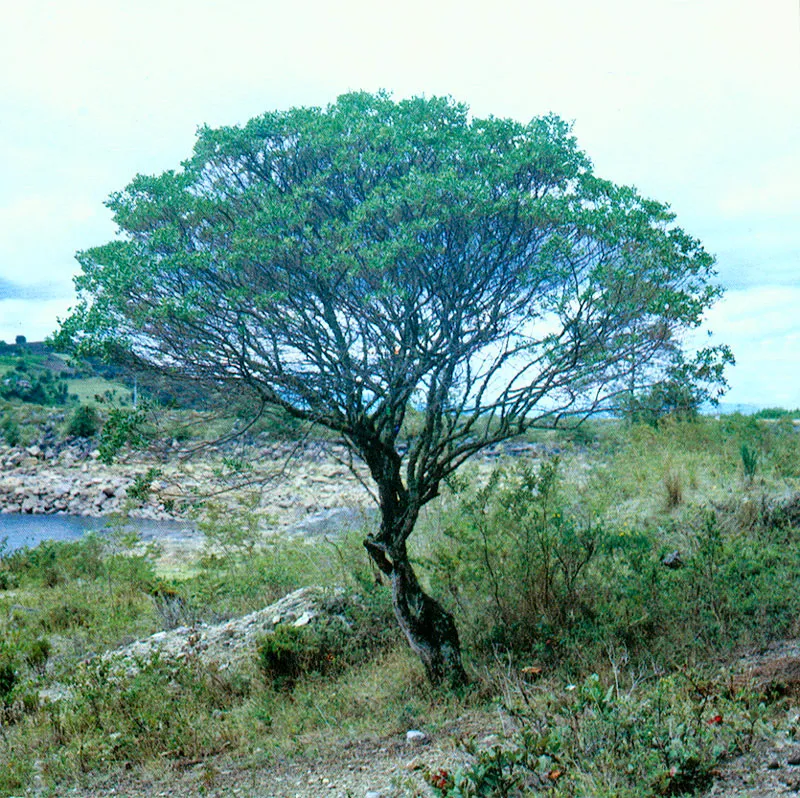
[406, 730, 428, 744]
[662, 550, 684, 569]
[788, 751, 800, 767]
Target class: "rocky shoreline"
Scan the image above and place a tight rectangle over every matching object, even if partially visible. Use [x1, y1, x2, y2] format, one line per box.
[0, 434, 554, 527]
[0, 438, 375, 526]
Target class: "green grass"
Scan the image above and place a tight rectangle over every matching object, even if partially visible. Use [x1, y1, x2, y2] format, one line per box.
[64, 376, 134, 405]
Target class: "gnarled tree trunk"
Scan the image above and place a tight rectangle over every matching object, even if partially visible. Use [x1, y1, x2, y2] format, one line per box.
[365, 535, 467, 688]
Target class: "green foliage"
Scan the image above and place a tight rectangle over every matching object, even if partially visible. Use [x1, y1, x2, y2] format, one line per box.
[740, 442, 758, 481]
[426, 459, 603, 656]
[423, 450, 800, 669]
[0, 370, 69, 406]
[753, 407, 800, 420]
[126, 467, 162, 502]
[0, 657, 16, 703]
[256, 590, 398, 690]
[0, 413, 20, 446]
[622, 381, 699, 426]
[257, 624, 333, 689]
[65, 403, 100, 437]
[41, 650, 247, 775]
[97, 405, 147, 463]
[427, 671, 772, 797]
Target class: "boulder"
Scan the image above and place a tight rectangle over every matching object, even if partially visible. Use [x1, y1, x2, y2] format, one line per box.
[97, 586, 348, 677]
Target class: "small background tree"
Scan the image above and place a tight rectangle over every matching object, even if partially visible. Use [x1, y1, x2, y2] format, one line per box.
[57, 92, 730, 685]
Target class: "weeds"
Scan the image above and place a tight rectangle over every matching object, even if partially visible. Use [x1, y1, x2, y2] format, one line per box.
[0, 416, 798, 795]
[741, 442, 758, 482]
[427, 669, 774, 797]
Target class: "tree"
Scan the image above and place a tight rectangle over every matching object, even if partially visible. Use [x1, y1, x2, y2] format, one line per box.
[57, 92, 730, 686]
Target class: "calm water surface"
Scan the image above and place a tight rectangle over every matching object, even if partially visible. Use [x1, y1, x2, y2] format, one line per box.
[0, 514, 198, 553]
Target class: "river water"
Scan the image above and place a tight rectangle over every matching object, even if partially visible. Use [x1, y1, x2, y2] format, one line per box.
[0, 506, 373, 555]
[0, 514, 199, 554]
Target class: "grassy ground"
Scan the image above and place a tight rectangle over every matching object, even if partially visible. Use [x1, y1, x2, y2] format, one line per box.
[0, 415, 799, 796]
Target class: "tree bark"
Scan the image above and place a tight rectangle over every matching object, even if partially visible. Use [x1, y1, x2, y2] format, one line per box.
[365, 537, 468, 688]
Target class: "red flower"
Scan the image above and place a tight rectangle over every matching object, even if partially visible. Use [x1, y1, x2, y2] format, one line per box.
[707, 714, 723, 725]
[429, 768, 452, 789]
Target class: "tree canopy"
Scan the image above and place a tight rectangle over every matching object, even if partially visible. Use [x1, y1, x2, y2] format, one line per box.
[58, 91, 730, 684]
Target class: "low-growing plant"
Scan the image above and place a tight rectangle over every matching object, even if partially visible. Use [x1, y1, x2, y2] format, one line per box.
[427, 669, 773, 797]
[65, 403, 100, 438]
[424, 459, 604, 658]
[126, 467, 162, 502]
[1, 414, 20, 446]
[257, 624, 333, 689]
[256, 588, 398, 690]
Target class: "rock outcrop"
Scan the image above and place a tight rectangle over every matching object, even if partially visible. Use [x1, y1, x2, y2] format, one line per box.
[100, 586, 347, 675]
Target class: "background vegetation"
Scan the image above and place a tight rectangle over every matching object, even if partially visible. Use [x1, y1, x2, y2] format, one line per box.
[0, 412, 799, 795]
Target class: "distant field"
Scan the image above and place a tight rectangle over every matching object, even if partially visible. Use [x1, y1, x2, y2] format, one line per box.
[0, 346, 132, 406]
[65, 376, 133, 405]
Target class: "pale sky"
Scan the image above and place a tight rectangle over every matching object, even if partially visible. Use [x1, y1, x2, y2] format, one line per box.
[1, 0, 798, 408]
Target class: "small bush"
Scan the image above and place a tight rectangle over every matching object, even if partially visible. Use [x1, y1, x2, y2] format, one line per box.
[65, 404, 100, 438]
[0, 659, 16, 703]
[126, 467, 162, 502]
[427, 670, 771, 797]
[1, 414, 20, 446]
[24, 637, 51, 672]
[257, 625, 331, 689]
[425, 459, 603, 657]
[256, 589, 397, 690]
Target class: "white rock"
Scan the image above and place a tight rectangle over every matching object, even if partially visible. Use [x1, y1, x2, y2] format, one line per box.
[406, 729, 428, 743]
[293, 611, 314, 627]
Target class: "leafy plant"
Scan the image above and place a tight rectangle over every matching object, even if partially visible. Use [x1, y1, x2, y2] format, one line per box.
[126, 467, 162, 502]
[428, 670, 772, 797]
[65, 403, 100, 437]
[1, 414, 20, 446]
[426, 459, 602, 656]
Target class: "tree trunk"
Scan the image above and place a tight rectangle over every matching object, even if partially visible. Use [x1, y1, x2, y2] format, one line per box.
[365, 537, 468, 688]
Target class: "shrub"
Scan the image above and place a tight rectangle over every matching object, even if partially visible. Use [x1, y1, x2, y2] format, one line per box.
[257, 625, 331, 689]
[256, 589, 397, 690]
[126, 467, 162, 502]
[1, 414, 20, 446]
[426, 670, 772, 797]
[65, 404, 100, 438]
[23, 637, 51, 672]
[621, 380, 702, 426]
[425, 459, 603, 657]
[0, 658, 16, 703]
